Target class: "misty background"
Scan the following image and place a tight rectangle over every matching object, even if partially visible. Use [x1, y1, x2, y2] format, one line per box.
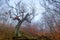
[0, 0, 60, 33]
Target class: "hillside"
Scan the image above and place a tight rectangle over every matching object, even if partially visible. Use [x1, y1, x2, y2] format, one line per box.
[0, 24, 60, 40]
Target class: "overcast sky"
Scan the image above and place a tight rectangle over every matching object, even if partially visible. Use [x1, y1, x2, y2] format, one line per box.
[0, 0, 46, 24]
[0, 0, 47, 30]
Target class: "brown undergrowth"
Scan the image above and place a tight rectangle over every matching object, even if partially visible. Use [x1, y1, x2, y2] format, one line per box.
[0, 23, 60, 40]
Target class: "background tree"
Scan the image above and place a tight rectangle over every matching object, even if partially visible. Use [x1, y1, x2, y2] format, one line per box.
[0, 8, 9, 24]
[39, 0, 60, 34]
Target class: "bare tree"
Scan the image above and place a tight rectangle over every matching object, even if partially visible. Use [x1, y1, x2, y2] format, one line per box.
[5, 0, 36, 36]
[39, 0, 60, 34]
[0, 8, 9, 24]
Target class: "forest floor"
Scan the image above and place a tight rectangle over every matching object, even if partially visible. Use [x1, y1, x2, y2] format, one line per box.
[0, 24, 60, 40]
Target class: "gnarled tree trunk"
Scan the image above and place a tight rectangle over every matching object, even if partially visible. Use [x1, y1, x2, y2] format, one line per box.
[15, 20, 22, 37]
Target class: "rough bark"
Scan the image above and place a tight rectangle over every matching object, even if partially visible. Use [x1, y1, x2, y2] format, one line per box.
[14, 20, 22, 36]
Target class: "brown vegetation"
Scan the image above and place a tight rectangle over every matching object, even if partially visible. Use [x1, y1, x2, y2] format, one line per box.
[0, 23, 60, 40]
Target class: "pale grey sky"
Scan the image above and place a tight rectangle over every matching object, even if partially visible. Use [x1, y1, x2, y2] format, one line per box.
[3, 0, 45, 23]
[0, 0, 46, 30]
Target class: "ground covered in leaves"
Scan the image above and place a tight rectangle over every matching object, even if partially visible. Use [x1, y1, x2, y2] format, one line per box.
[0, 24, 60, 40]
